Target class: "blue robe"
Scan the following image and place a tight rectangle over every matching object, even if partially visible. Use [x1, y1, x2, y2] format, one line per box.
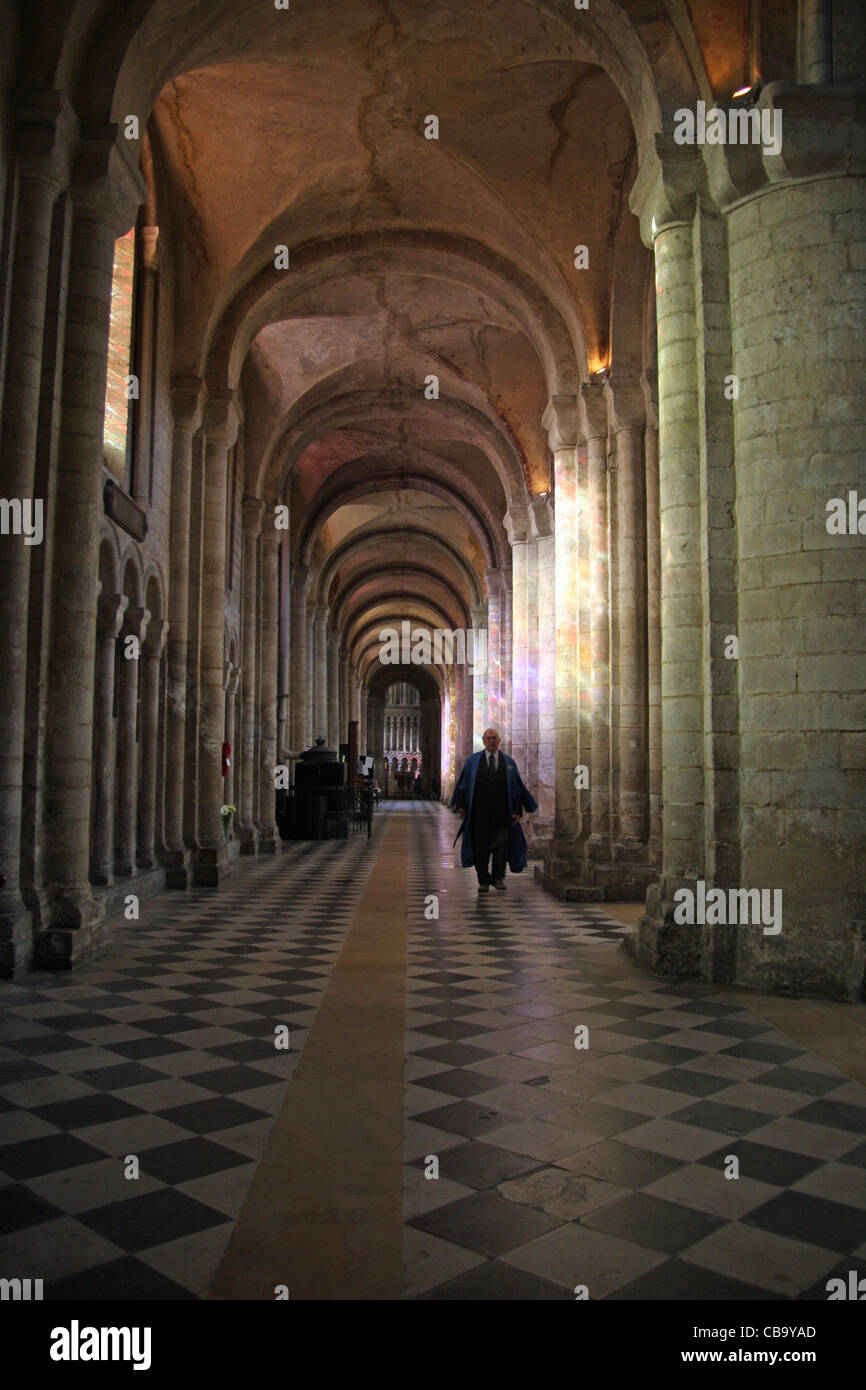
[451, 752, 538, 872]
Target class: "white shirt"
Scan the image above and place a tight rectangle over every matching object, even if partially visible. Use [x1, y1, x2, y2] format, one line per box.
[485, 750, 499, 771]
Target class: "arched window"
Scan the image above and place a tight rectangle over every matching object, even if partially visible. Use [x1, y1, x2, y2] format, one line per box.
[103, 228, 136, 485]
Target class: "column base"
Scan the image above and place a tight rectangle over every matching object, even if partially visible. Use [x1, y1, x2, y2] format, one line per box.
[538, 839, 658, 903]
[36, 885, 106, 970]
[0, 890, 35, 977]
[238, 825, 260, 855]
[256, 830, 278, 855]
[34, 921, 107, 971]
[534, 861, 605, 902]
[626, 877, 705, 978]
[192, 842, 230, 887]
[161, 847, 192, 890]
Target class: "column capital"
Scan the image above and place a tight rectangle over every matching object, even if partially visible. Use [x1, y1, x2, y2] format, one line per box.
[503, 504, 530, 546]
[140, 225, 160, 272]
[97, 591, 128, 639]
[123, 605, 152, 642]
[578, 381, 608, 441]
[484, 567, 504, 597]
[172, 375, 208, 433]
[241, 496, 265, 536]
[204, 392, 241, 448]
[12, 91, 79, 190]
[70, 122, 147, 235]
[260, 521, 283, 553]
[642, 369, 659, 429]
[143, 617, 169, 660]
[604, 375, 646, 433]
[709, 83, 866, 210]
[542, 394, 580, 451]
[292, 564, 312, 599]
[530, 494, 554, 539]
[628, 135, 703, 247]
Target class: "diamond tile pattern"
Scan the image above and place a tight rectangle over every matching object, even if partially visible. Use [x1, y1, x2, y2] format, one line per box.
[2, 804, 865, 1301]
[0, 833, 381, 1299]
[400, 804, 866, 1300]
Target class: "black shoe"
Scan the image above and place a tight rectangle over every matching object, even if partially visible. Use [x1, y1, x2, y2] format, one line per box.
[492, 879, 506, 891]
[477, 883, 490, 893]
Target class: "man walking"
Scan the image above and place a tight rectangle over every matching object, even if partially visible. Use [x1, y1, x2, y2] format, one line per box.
[451, 728, 537, 892]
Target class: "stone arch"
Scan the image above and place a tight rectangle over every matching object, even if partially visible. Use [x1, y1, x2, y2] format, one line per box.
[263, 381, 530, 512]
[208, 232, 583, 405]
[316, 528, 484, 612]
[333, 567, 471, 636]
[97, 532, 121, 599]
[297, 466, 501, 571]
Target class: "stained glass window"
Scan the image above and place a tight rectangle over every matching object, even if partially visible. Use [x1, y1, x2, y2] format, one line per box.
[102, 228, 136, 484]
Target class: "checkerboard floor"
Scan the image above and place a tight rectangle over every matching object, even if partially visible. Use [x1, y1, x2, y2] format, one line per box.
[0, 832, 382, 1299]
[401, 803, 866, 1300]
[2, 802, 865, 1300]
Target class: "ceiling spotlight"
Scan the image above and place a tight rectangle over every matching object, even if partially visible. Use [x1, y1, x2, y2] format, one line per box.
[733, 85, 752, 98]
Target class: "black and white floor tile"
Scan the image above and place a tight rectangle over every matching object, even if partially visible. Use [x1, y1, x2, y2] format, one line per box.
[0, 832, 382, 1299]
[401, 803, 866, 1300]
[2, 802, 865, 1301]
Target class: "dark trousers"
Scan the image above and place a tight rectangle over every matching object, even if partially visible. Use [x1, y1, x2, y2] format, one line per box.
[472, 819, 509, 885]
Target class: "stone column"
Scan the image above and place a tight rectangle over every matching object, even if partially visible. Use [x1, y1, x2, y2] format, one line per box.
[484, 569, 502, 730]
[239, 499, 263, 852]
[114, 606, 150, 877]
[0, 94, 78, 970]
[581, 381, 613, 865]
[137, 616, 169, 869]
[131, 226, 159, 507]
[40, 129, 145, 963]
[277, 533, 291, 757]
[544, 396, 580, 856]
[534, 498, 556, 842]
[505, 507, 530, 778]
[501, 568, 513, 745]
[628, 142, 707, 976]
[193, 393, 239, 886]
[606, 376, 649, 857]
[644, 374, 663, 866]
[306, 612, 315, 745]
[470, 604, 488, 747]
[257, 525, 280, 853]
[90, 593, 127, 886]
[291, 564, 311, 750]
[164, 377, 207, 888]
[224, 663, 241, 822]
[360, 684, 369, 753]
[339, 648, 349, 746]
[721, 95, 866, 998]
[327, 630, 340, 747]
[368, 695, 385, 781]
[313, 603, 328, 742]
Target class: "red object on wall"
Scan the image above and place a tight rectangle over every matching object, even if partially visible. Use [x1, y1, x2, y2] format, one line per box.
[222, 742, 231, 777]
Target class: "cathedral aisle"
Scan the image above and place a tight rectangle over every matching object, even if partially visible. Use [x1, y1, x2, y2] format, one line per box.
[0, 802, 864, 1301]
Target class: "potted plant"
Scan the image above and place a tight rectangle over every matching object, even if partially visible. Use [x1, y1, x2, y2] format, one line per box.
[220, 804, 237, 840]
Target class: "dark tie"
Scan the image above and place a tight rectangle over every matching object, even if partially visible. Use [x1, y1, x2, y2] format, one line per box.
[488, 753, 495, 775]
